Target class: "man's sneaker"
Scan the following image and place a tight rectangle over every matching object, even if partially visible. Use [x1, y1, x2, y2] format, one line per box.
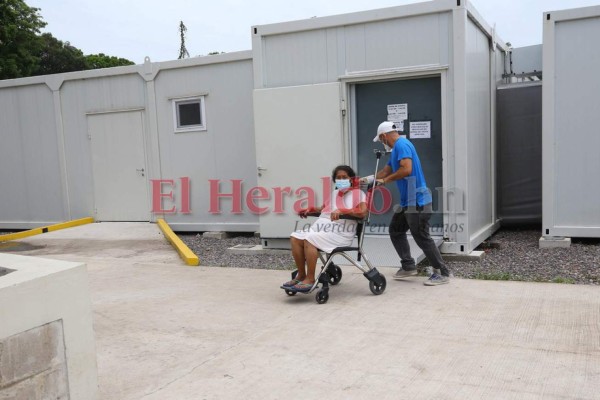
[393, 269, 418, 280]
[424, 273, 449, 286]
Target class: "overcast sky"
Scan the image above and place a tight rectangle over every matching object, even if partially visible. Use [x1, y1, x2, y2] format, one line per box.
[27, 0, 600, 64]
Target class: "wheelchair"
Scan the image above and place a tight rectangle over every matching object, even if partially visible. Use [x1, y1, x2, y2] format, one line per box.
[282, 151, 387, 304]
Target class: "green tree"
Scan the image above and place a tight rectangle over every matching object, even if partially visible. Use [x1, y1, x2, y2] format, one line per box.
[0, 0, 46, 79]
[84, 53, 135, 69]
[33, 33, 87, 76]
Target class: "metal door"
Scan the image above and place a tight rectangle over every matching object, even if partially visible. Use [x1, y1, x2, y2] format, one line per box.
[354, 77, 443, 232]
[88, 111, 149, 221]
[253, 83, 343, 244]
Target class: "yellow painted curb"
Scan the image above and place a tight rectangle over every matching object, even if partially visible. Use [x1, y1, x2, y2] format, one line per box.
[0, 217, 95, 242]
[157, 219, 200, 266]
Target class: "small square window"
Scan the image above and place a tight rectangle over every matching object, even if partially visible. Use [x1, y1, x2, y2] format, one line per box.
[173, 96, 206, 132]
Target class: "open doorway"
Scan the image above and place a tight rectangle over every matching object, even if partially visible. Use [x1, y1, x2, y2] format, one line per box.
[352, 76, 443, 233]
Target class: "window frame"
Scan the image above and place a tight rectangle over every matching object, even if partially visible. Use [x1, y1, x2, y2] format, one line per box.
[172, 96, 207, 133]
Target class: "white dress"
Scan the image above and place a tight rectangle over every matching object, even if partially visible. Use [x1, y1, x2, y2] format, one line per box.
[290, 188, 367, 253]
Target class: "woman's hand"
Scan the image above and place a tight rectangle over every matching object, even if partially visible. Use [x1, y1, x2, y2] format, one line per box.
[359, 175, 375, 184]
[330, 210, 342, 221]
[298, 206, 319, 219]
[298, 208, 310, 219]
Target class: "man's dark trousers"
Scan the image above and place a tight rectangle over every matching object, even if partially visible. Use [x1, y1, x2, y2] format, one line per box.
[389, 203, 450, 277]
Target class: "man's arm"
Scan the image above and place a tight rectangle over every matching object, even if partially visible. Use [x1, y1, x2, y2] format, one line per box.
[375, 165, 392, 179]
[379, 158, 412, 185]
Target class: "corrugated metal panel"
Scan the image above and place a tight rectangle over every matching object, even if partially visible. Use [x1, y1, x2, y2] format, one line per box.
[553, 16, 600, 229]
[0, 84, 65, 224]
[465, 18, 493, 239]
[60, 74, 146, 218]
[154, 59, 258, 230]
[260, 12, 451, 88]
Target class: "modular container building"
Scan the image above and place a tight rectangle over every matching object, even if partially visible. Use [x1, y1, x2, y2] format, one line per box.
[0, 52, 258, 232]
[252, 0, 508, 253]
[542, 5, 600, 239]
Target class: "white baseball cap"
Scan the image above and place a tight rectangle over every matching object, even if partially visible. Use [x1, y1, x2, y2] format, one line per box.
[372, 121, 399, 142]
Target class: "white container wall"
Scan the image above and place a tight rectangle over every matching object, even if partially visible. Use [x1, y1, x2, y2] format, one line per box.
[542, 6, 600, 238]
[252, 0, 507, 253]
[0, 52, 258, 232]
[0, 84, 65, 228]
[154, 58, 258, 231]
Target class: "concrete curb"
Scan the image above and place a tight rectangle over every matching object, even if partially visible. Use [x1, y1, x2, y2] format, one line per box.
[157, 219, 200, 266]
[442, 250, 486, 262]
[0, 217, 95, 243]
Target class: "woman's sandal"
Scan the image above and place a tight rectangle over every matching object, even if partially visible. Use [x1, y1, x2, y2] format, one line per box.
[291, 282, 315, 293]
[281, 279, 302, 288]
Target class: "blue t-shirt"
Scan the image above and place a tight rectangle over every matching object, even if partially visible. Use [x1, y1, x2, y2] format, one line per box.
[387, 138, 432, 207]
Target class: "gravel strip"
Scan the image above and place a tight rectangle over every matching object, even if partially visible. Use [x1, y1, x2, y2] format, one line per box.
[178, 228, 600, 285]
[444, 229, 600, 285]
[179, 233, 295, 270]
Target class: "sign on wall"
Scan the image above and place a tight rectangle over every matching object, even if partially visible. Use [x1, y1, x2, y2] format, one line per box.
[387, 103, 408, 128]
[409, 121, 431, 139]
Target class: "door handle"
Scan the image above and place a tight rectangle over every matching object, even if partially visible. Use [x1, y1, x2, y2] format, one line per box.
[136, 168, 145, 176]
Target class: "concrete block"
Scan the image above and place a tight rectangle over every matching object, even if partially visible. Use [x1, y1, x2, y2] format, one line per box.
[442, 250, 485, 262]
[539, 236, 571, 249]
[0, 253, 98, 400]
[202, 231, 231, 239]
[4, 369, 69, 400]
[0, 321, 69, 399]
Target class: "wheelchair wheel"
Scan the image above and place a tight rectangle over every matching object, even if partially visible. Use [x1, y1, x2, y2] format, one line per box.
[327, 264, 343, 285]
[285, 289, 297, 296]
[315, 290, 329, 304]
[369, 274, 387, 295]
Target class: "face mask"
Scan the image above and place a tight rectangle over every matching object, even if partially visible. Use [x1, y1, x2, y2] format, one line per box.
[335, 179, 351, 190]
[380, 138, 392, 153]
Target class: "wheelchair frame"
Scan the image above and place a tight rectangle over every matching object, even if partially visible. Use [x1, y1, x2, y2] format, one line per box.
[284, 150, 387, 304]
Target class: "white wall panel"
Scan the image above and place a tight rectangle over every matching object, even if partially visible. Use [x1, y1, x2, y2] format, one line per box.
[553, 16, 600, 229]
[260, 12, 451, 88]
[262, 30, 329, 87]
[465, 19, 492, 240]
[362, 13, 449, 72]
[0, 85, 65, 224]
[154, 60, 258, 230]
[60, 75, 146, 219]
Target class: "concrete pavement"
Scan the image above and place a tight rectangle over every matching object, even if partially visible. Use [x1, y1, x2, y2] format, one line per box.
[2, 222, 599, 399]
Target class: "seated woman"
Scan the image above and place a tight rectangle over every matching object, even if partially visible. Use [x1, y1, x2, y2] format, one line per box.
[283, 165, 368, 292]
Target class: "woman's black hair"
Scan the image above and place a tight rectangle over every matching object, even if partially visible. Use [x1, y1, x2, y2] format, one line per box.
[331, 165, 356, 181]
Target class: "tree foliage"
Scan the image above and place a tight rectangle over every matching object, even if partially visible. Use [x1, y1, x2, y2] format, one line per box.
[0, 0, 135, 80]
[33, 33, 87, 76]
[84, 54, 135, 70]
[0, 0, 46, 79]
